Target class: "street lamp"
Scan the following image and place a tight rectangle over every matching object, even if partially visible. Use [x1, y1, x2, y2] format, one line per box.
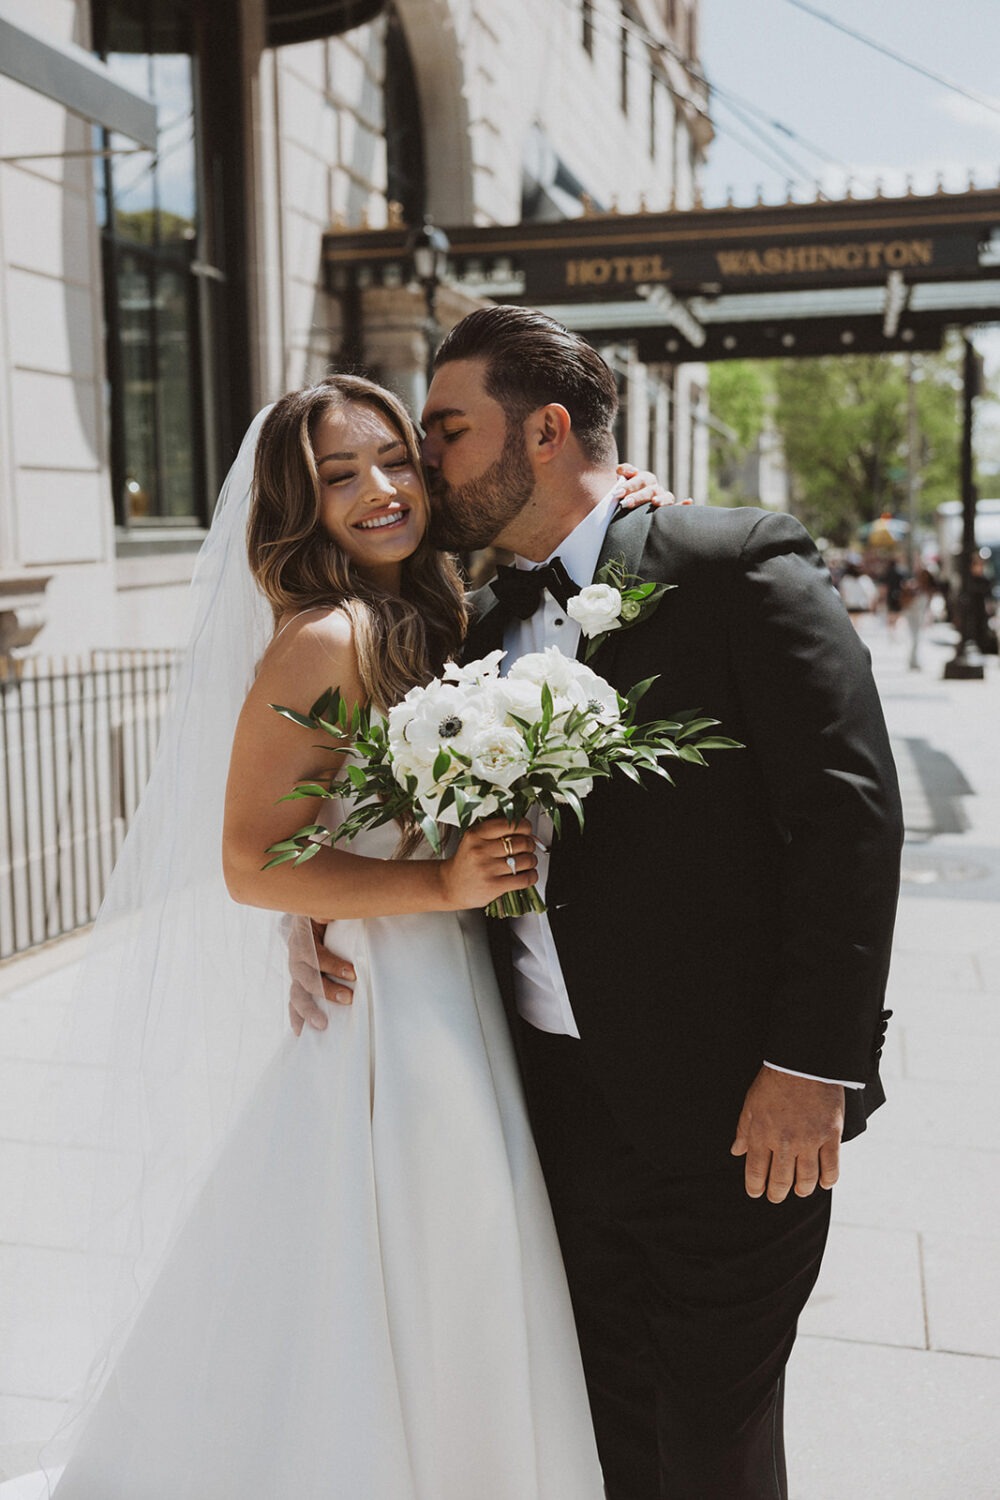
[943, 335, 986, 681]
[407, 218, 450, 387]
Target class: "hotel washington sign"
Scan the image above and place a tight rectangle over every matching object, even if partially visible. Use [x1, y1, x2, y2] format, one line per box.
[562, 235, 944, 293]
[324, 187, 1000, 361]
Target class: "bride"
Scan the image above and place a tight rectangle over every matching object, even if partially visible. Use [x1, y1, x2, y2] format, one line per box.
[7, 374, 612, 1499]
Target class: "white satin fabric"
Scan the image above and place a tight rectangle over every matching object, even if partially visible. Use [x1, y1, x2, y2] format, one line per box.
[11, 818, 602, 1500]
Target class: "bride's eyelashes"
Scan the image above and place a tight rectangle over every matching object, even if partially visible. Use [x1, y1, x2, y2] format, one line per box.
[321, 458, 416, 487]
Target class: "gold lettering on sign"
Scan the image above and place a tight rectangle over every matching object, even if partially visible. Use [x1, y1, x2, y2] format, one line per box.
[565, 254, 673, 289]
[715, 239, 935, 277]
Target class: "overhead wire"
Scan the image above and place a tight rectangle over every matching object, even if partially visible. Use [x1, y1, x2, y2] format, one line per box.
[782, 0, 1000, 120]
[547, 0, 867, 195]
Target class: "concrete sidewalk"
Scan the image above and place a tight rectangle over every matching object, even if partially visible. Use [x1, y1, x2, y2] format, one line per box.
[787, 617, 1000, 1498]
[1, 616, 998, 1495]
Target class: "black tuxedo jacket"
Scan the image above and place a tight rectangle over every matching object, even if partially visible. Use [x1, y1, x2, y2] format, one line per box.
[464, 504, 903, 1171]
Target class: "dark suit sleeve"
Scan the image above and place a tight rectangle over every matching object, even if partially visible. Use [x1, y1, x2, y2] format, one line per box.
[729, 512, 903, 1085]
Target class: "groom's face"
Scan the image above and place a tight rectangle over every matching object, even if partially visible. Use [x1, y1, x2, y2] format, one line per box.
[421, 358, 535, 552]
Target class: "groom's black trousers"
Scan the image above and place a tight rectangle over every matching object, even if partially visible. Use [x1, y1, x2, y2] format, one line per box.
[517, 1023, 832, 1500]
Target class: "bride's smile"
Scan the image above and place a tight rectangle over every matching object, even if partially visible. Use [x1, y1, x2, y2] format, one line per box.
[314, 402, 427, 589]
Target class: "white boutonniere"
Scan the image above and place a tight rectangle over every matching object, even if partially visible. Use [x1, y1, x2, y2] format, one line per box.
[567, 556, 674, 661]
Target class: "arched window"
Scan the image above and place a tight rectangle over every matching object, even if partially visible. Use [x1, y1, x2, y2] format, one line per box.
[383, 2, 426, 226]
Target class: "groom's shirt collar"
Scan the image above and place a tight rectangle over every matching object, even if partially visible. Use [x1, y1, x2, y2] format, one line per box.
[512, 486, 620, 590]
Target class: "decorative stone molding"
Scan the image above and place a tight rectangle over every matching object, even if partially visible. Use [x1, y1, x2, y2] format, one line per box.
[0, 570, 53, 658]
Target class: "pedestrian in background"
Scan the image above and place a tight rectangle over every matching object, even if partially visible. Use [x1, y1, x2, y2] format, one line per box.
[838, 559, 878, 628]
[902, 566, 937, 670]
[881, 555, 909, 632]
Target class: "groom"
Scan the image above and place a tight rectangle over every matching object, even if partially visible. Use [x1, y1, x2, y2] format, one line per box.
[295, 306, 903, 1498]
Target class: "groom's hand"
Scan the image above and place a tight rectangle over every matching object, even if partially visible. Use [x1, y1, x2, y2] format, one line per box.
[730, 1067, 844, 1203]
[287, 914, 355, 1034]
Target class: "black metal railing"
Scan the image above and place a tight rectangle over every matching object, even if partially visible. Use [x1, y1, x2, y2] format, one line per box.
[0, 650, 180, 961]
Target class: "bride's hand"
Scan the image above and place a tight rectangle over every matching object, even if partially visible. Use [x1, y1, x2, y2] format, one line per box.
[288, 914, 356, 1034]
[438, 817, 538, 911]
[615, 462, 693, 510]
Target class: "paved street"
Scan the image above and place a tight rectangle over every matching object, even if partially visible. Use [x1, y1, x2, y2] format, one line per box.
[1, 614, 998, 1495]
[787, 617, 1000, 1499]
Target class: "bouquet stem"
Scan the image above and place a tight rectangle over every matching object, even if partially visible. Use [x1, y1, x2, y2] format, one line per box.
[485, 886, 548, 920]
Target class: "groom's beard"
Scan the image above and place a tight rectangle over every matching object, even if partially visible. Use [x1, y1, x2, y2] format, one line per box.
[427, 427, 534, 551]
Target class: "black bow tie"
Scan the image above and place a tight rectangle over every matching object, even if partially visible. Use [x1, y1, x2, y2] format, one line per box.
[489, 556, 581, 620]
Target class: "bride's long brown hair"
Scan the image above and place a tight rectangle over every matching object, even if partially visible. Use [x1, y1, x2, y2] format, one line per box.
[248, 375, 466, 711]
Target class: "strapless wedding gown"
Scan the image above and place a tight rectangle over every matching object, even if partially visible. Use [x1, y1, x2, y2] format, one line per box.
[10, 822, 603, 1500]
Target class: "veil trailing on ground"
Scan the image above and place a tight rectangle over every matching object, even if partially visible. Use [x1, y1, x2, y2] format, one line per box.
[16, 407, 317, 1484]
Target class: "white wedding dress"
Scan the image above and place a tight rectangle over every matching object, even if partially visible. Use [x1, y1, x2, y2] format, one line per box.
[9, 819, 603, 1500]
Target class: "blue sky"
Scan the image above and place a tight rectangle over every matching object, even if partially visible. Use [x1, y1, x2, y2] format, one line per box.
[700, 0, 1000, 205]
[698, 0, 1000, 428]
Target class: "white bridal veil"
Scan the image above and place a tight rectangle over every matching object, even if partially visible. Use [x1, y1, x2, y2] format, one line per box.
[12, 407, 312, 1483]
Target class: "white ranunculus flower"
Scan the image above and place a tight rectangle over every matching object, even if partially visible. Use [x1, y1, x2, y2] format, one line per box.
[441, 650, 506, 686]
[469, 726, 530, 789]
[511, 650, 620, 724]
[489, 675, 546, 726]
[508, 645, 588, 697]
[566, 583, 623, 638]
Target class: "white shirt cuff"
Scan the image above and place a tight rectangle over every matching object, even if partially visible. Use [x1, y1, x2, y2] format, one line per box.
[763, 1061, 864, 1090]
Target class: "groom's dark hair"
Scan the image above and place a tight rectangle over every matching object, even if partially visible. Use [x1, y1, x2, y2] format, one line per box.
[433, 305, 619, 464]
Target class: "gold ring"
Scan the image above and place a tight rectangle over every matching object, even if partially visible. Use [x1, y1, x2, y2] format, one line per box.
[501, 835, 516, 857]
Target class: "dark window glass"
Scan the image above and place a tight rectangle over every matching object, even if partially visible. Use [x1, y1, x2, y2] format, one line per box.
[384, 2, 426, 225]
[620, 19, 629, 115]
[93, 0, 246, 528]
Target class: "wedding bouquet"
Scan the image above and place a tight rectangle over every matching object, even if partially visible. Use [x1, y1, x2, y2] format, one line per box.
[266, 647, 739, 918]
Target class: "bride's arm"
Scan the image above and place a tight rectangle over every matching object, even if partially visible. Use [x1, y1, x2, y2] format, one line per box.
[222, 611, 536, 921]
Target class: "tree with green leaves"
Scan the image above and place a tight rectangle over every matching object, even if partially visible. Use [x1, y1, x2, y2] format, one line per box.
[706, 339, 995, 546]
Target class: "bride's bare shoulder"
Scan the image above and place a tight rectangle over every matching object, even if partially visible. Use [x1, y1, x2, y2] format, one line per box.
[254, 605, 361, 701]
[272, 605, 354, 652]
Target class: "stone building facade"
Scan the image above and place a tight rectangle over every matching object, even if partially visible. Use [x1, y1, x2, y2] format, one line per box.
[0, 0, 711, 655]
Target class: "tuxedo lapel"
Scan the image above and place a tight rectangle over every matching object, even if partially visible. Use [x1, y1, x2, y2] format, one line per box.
[462, 586, 507, 665]
[596, 502, 657, 579]
[578, 503, 657, 677]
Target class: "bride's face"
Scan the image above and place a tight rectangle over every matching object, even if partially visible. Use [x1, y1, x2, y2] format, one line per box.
[313, 401, 427, 588]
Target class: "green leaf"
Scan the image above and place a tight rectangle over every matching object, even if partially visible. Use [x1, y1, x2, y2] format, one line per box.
[693, 736, 744, 750]
[293, 842, 324, 864]
[261, 849, 302, 869]
[678, 745, 708, 766]
[676, 717, 720, 740]
[433, 749, 452, 781]
[540, 680, 554, 735]
[418, 815, 443, 856]
[309, 687, 339, 720]
[270, 704, 318, 731]
[435, 784, 455, 817]
[624, 675, 658, 709]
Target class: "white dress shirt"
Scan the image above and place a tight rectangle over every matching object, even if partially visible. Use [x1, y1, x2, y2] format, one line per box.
[501, 492, 862, 1089]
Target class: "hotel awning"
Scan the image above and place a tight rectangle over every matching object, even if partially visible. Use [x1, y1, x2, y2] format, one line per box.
[0, 9, 157, 150]
[323, 186, 1000, 364]
[266, 0, 386, 47]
